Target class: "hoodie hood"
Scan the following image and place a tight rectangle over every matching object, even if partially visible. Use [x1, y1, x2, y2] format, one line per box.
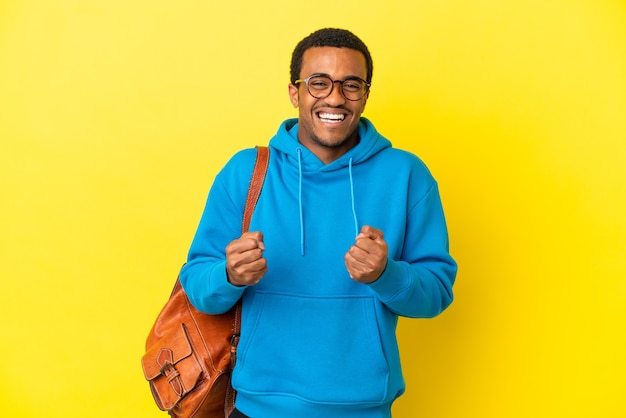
[269, 117, 392, 172]
[268, 117, 392, 255]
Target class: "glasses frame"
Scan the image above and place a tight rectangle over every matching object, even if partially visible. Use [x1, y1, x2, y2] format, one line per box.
[295, 74, 371, 101]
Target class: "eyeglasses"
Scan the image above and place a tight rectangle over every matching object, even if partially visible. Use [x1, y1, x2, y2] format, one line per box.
[295, 74, 370, 101]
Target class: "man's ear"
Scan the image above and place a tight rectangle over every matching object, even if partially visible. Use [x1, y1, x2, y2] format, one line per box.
[288, 83, 299, 108]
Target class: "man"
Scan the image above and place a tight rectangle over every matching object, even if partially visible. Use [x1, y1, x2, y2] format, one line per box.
[180, 28, 457, 418]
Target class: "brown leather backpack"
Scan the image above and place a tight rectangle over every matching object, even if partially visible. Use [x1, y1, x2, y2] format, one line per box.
[141, 146, 269, 417]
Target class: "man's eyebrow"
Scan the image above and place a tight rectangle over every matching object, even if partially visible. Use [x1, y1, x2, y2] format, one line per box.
[307, 72, 330, 78]
[308, 72, 365, 80]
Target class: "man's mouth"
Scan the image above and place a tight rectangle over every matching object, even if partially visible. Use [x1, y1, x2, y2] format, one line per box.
[317, 112, 345, 123]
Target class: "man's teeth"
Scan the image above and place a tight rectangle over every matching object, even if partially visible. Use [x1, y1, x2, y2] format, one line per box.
[318, 112, 345, 122]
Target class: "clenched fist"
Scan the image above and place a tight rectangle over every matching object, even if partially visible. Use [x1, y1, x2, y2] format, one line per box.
[344, 225, 388, 284]
[226, 231, 268, 286]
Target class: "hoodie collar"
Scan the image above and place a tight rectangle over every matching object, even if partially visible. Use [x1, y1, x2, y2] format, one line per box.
[269, 117, 391, 172]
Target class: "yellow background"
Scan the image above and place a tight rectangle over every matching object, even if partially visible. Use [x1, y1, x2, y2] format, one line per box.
[1, 0, 625, 417]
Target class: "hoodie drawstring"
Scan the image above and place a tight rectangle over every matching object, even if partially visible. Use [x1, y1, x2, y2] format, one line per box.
[296, 148, 305, 256]
[348, 158, 359, 237]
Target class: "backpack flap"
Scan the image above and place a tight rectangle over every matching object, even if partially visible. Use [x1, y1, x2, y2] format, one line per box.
[142, 323, 202, 411]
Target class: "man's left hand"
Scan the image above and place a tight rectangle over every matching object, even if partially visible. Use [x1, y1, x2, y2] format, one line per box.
[344, 225, 388, 284]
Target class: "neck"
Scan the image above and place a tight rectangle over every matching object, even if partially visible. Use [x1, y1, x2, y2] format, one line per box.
[299, 132, 360, 164]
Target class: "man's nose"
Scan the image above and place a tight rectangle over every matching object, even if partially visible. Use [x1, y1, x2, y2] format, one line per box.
[325, 80, 347, 103]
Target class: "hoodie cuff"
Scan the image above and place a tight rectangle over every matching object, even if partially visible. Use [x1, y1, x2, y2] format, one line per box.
[366, 259, 410, 301]
[208, 260, 247, 304]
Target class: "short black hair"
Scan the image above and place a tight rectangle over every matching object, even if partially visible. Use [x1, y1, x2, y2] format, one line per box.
[290, 28, 373, 85]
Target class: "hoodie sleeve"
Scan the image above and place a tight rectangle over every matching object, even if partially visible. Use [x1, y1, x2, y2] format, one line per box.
[178, 149, 257, 314]
[367, 181, 457, 318]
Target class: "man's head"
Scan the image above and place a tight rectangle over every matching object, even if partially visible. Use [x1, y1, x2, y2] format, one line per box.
[290, 28, 373, 86]
[288, 29, 373, 163]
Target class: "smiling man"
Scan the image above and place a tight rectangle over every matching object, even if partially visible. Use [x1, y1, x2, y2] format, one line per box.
[180, 28, 458, 418]
[289, 46, 369, 163]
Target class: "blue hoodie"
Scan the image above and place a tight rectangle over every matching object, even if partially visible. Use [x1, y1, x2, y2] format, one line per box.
[180, 118, 457, 418]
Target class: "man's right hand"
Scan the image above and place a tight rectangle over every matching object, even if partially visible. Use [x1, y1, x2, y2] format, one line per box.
[225, 231, 267, 286]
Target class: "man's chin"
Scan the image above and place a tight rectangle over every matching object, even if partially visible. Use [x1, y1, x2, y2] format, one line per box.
[312, 127, 356, 147]
[312, 135, 351, 149]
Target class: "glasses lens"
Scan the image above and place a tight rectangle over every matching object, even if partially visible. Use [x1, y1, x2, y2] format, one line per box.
[341, 78, 366, 100]
[307, 75, 332, 98]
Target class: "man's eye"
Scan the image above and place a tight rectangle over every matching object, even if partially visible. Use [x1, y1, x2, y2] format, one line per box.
[343, 81, 362, 91]
[310, 79, 330, 89]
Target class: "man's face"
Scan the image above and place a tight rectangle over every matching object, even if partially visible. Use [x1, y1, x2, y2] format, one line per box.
[289, 47, 369, 163]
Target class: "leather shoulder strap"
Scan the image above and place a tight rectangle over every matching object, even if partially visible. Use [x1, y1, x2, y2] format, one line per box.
[230, 147, 268, 379]
[242, 146, 269, 233]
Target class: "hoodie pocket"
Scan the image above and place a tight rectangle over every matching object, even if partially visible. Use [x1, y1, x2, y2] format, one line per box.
[234, 292, 390, 404]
